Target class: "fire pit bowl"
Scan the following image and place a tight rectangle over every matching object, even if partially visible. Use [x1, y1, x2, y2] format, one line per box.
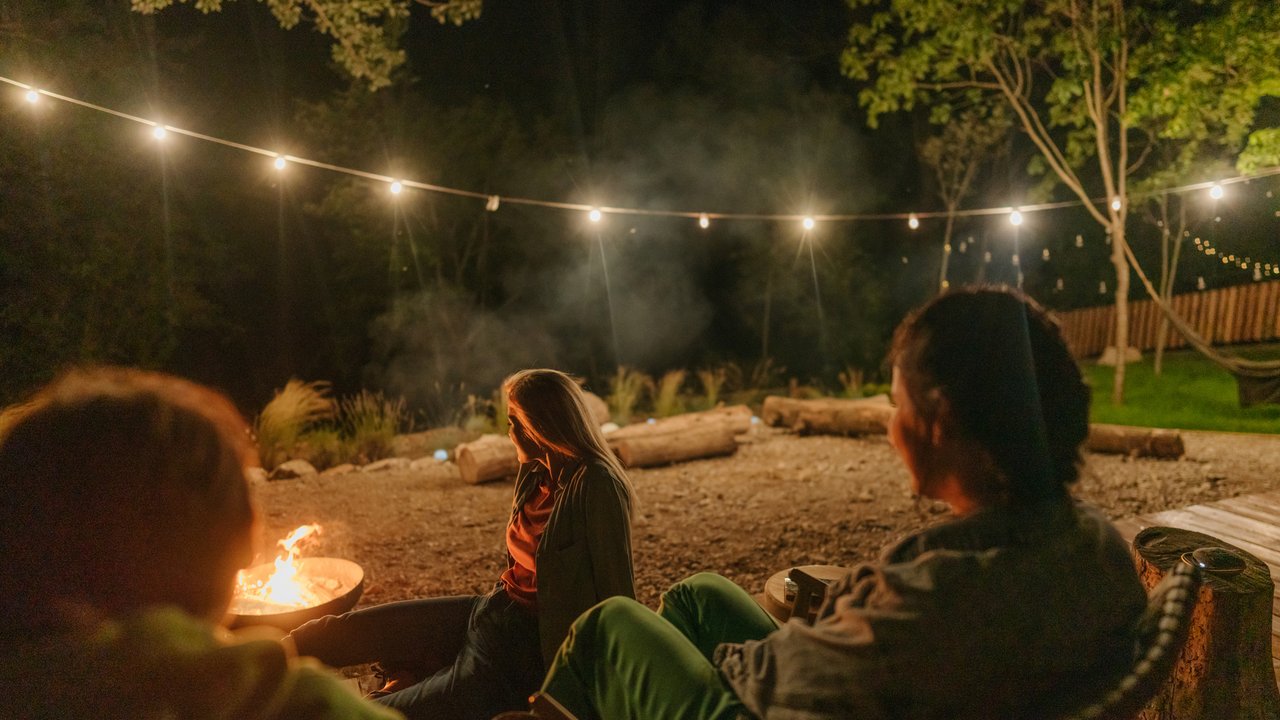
[228, 557, 364, 633]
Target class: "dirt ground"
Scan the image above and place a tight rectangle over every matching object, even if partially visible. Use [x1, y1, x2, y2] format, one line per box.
[250, 427, 1280, 609]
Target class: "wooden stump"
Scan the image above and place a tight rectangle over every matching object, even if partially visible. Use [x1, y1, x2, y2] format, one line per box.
[610, 425, 737, 468]
[455, 434, 519, 485]
[581, 391, 610, 426]
[1133, 526, 1280, 720]
[1088, 424, 1185, 459]
[761, 396, 890, 434]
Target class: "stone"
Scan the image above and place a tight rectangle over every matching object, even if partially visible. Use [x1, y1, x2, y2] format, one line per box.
[321, 463, 357, 476]
[245, 467, 268, 484]
[1097, 345, 1142, 366]
[268, 459, 317, 480]
[362, 457, 411, 473]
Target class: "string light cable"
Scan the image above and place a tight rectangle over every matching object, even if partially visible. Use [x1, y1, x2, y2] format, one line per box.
[6, 74, 1280, 226]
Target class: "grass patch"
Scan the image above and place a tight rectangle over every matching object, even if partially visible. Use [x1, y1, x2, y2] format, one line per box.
[653, 370, 687, 417]
[256, 380, 336, 470]
[1084, 345, 1280, 433]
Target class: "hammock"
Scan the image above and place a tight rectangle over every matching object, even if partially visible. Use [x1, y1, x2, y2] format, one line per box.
[1119, 241, 1280, 405]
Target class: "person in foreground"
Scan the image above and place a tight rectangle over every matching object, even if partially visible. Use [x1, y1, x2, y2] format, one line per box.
[288, 368, 635, 720]
[509, 287, 1146, 720]
[0, 368, 400, 720]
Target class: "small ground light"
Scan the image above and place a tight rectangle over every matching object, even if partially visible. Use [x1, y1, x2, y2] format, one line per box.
[1210, 183, 1224, 200]
[698, 214, 710, 229]
[274, 156, 287, 171]
[390, 181, 403, 195]
[802, 216, 815, 231]
[588, 208, 603, 223]
[908, 214, 920, 230]
[433, 449, 448, 462]
[152, 125, 168, 140]
[1009, 210, 1024, 226]
[24, 89, 38, 104]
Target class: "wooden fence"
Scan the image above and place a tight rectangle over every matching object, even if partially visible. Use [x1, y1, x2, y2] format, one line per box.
[1056, 280, 1280, 358]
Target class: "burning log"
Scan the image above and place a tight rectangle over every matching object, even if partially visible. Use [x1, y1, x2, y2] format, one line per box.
[610, 424, 738, 468]
[455, 434, 520, 485]
[761, 396, 892, 436]
[229, 524, 364, 632]
[1087, 424, 1185, 459]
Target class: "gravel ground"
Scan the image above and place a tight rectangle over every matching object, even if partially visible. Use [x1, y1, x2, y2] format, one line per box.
[250, 427, 1280, 609]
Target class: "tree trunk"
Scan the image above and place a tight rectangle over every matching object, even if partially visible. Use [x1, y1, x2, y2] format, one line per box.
[939, 211, 956, 292]
[1154, 201, 1187, 376]
[610, 425, 738, 468]
[1086, 423, 1184, 459]
[1133, 527, 1280, 720]
[1112, 222, 1131, 405]
[455, 434, 519, 485]
[761, 396, 891, 434]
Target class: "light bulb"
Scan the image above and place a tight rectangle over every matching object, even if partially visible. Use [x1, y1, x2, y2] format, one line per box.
[1042, 248, 1050, 261]
[802, 216, 815, 231]
[908, 214, 919, 230]
[588, 208, 602, 223]
[389, 181, 403, 195]
[24, 89, 38, 104]
[273, 156, 287, 171]
[1009, 210, 1024, 226]
[698, 214, 710, 229]
[1110, 197, 1121, 211]
[1209, 183, 1224, 200]
[152, 125, 167, 140]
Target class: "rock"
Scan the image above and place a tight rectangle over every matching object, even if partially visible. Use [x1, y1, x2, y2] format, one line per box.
[362, 457, 411, 473]
[321, 463, 356, 476]
[1096, 345, 1142, 366]
[601, 422, 621, 434]
[245, 467, 268, 484]
[269, 459, 317, 480]
[409, 457, 443, 471]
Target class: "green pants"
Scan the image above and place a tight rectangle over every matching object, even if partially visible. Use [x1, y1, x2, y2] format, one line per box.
[540, 572, 779, 720]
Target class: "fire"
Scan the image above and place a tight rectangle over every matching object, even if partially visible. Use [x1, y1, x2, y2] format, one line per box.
[232, 523, 331, 614]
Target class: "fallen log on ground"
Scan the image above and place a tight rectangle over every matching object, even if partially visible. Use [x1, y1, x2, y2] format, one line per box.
[581, 391, 610, 426]
[610, 424, 738, 468]
[608, 405, 752, 440]
[455, 434, 519, 485]
[761, 396, 892, 436]
[1087, 424, 1185, 459]
[1133, 526, 1279, 720]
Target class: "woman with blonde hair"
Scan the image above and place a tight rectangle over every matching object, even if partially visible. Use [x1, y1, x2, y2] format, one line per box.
[289, 368, 634, 720]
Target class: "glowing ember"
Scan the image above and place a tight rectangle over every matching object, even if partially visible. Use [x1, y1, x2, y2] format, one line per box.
[231, 524, 341, 615]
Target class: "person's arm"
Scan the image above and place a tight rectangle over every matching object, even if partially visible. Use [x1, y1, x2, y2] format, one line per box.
[581, 467, 635, 601]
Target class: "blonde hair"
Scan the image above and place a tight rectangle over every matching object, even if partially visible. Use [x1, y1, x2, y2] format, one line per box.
[502, 369, 633, 498]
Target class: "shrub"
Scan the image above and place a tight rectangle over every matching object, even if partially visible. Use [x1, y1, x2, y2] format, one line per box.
[696, 367, 727, 409]
[295, 428, 348, 470]
[837, 366, 864, 398]
[256, 380, 335, 470]
[608, 367, 652, 424]
[340, 390, 406, 464]
[653, 370, 687, 417]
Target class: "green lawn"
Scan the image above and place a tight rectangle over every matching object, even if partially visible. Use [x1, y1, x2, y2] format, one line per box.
[1084, 345, 1280, 434]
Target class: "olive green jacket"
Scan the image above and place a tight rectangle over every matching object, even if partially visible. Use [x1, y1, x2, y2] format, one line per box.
[510, 458, 635, 666]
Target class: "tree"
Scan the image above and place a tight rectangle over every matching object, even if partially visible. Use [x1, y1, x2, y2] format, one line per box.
[843, 0, 1280, 404]
[131, 0, 482, 88]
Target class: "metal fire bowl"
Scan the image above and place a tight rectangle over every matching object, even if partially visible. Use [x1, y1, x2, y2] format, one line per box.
[228, 557, 364, 633]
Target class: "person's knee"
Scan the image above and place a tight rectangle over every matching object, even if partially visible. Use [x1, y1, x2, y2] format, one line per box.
[661, 572, 733, 614]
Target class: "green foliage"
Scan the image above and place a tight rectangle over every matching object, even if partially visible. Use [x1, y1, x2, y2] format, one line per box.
[131, 0, 481, 89]
[696, 367, 728, 410]
[608, 367, 652, 424]
[653, 370, 687, 418]
[837, 365, 864, 398]
[339, 390, 406, 463]
[1084, 348, 1280, 433]
[255, 380, 336, 469]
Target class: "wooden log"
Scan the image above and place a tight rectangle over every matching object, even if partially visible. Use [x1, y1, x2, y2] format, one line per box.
[760, 395, 889, 429]
[581, 391, 610, 426]
[792, 401, 893, 436]
[607, 405, 752, 440]
[611, 425, 737, 468]
[1087, 423, 1185, 459]
[1133, 527, 1280, 720]
[455, 434, 519, 485]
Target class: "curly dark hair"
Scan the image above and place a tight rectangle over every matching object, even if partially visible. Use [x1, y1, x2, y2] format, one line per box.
[889, 287, 1090, 506]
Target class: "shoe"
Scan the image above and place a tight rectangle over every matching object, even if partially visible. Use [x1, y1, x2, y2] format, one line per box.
[366, 664, 418, 699]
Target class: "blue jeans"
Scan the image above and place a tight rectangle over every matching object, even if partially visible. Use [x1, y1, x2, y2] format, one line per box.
[290, 584, 543, 720]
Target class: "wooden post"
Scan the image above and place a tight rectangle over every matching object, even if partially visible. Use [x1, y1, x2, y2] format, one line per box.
[1133, 527, 1280, 720]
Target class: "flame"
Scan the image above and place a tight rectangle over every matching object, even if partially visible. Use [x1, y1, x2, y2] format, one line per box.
[233, 524, 329, 612]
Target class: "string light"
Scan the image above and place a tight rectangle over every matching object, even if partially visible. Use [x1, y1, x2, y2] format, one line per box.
[1075, 234, 1084, 248]
[588, 208, 603, 223]
[1042, 248, 1050, 261]
[24, 89, 38, 104]
[389, 180, 403, 195]
[802, 216, 815, 231]
[1210, 183, 1224, 200]
[1009, 210, 1024, 226]
[908, 213, 919, 230]
[152, 125, 167, 140]
[273, 156, 287, 171]
[485, 195, 500, 212]
[698, 214, 710, 229]
[1110, 197, 1121, 211]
